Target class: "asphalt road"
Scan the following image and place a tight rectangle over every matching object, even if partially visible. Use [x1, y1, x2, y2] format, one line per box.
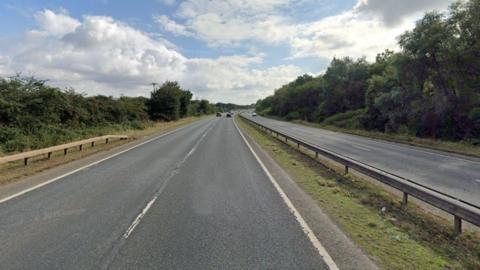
[0, 117, 329, 269]
[243, 114, 480, 207]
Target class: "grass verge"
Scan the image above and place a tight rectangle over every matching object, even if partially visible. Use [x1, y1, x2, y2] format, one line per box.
[238, 116, 480, 270]
[0, 116, 204, 186]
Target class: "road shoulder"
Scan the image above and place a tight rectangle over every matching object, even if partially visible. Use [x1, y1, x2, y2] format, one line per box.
[236, 117, 379, 270]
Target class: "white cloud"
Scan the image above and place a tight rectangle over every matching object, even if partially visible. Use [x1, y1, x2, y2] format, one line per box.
[177, 0, 291, 18]
[173, 0, 295, 46]
[186, 14, 295, 46]
[184, 55, 301, 101]
[0, 9, 300, 104]
[164, 0, 453, 60]
[0, 55, 11, 76]
[354, 0, 455, 26]
[288, 0, 455, 61]
[161, 0, 176, 6]
[154, 15, 192, 36]
[32, 9, 80, 36]
[290, 11, 415, 61]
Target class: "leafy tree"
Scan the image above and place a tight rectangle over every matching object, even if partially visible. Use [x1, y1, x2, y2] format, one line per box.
[198, 99, 214, 114]
[148, 81, 183, 121]
[256, 0, 480, 142]
[179, 90, 193, 118]
[0, 76, 221, 153]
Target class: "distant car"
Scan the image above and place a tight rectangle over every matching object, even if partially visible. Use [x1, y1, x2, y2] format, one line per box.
[252, 112, 257, 117]
[216, 112, 222, 117]
[226, 113, 232, 118]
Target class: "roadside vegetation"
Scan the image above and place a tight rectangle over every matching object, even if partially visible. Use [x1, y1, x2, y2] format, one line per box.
[0, 77, 223, 155]
[256, 0, 480, 148]
[0, 117, 202, 186]
[238, 116, 480, 269]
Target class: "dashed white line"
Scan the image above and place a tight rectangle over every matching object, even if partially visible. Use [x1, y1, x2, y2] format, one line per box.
[122, 121, 215, 239]
[123, 196, 158, 239]
[350, 144, 371, 152]
[233, 117, 339, 270]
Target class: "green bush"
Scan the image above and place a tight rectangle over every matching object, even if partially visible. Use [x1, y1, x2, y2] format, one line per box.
[129, 120, 148, 130]
[322, 109, 366, 129]
[0, 76, 220, 153]
[286, 111, 301, 121]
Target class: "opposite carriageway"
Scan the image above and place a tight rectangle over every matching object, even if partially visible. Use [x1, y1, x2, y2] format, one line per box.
[239, 113, 480, 235]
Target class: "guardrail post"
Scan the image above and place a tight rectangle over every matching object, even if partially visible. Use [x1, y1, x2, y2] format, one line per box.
[91, 141, 95, 147]
[297, 143, 300, 149]
[344, 165, 349, 175]
[79, 144, 83, 151]
[315, 152, 319, 159]
[402, 192, 408, 206]
[47, 152, 52, 160]
[64, 148, 68, 155]
[285, 137, 288, 143]
[105, 138, 109, 144]
[454, 216, 462, 236]
[24, 157, 28, 166]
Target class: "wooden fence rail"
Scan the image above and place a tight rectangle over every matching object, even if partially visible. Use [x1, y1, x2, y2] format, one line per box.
[0, 135, 128, 166]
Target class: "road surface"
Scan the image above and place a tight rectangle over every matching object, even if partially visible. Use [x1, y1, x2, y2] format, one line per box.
[0, 117, 330, 269]
[242, 114, 480, 207]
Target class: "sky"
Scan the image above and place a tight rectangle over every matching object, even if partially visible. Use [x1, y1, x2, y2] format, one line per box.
[0, 0, 455, 104]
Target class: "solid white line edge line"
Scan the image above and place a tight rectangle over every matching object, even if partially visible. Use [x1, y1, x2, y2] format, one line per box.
[233, 116, 339, 270]
[0, 119, 207, 205]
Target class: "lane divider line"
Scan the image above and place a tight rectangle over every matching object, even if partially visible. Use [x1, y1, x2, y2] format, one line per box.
[0, 118, 211, 205]
[233, 117, 339, 270]
[121, 121, 216, 239]
[350, 144, 372, 152]
[123, 196, 158, 238]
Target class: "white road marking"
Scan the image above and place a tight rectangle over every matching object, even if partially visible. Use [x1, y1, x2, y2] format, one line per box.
[475, 179, 480, 183]
[383, 143, 480, 164]
[122, 121, 215, 239]
[123, 196, 157, 239]
[350, 144, 371, 152]
[233, 118, 339, 270]
[0, 119, 209, 205]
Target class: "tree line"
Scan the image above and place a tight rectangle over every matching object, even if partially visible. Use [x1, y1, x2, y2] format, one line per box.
[256, 0, 480, 143]
[0, 78, 216, 153]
